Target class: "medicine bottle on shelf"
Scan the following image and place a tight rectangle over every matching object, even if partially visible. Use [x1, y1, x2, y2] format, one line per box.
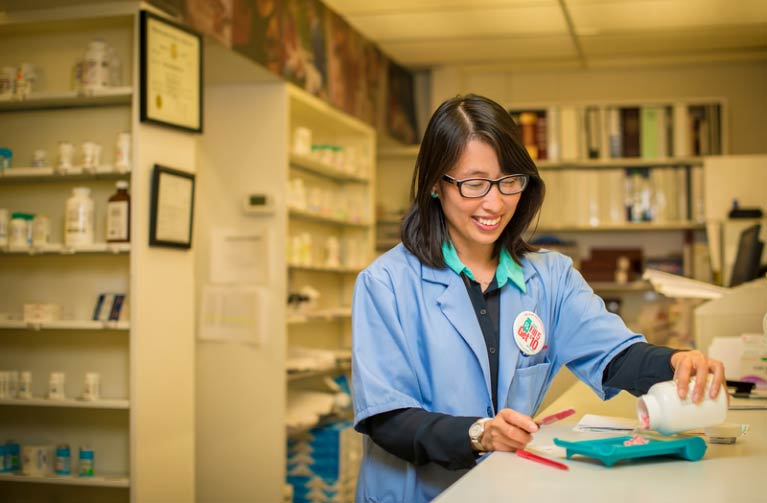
[637, 378, 727, 435]
[65, 187, 94, 247]
[106, 181, 130, 243]
[82, 39, 107, 91]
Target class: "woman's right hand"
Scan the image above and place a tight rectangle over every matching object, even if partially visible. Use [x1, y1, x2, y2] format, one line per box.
[480, 408, 539, 452]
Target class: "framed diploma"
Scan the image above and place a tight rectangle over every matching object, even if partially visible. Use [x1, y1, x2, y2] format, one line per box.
[149, 165, 196, 249]
[140, 10, 203, 133]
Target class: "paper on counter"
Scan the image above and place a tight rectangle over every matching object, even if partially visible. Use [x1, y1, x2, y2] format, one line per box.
[573, 414, 638, 432]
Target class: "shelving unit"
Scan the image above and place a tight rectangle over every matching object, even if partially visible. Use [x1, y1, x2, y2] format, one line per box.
[0, 6, 196, 503]
[196, 79, 373, 501]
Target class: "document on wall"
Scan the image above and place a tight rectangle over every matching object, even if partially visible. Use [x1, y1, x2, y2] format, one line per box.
[210, 229, 268, 285]
[198, 284, 267, 345]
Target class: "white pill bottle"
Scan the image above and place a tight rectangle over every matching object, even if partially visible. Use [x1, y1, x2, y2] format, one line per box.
[65, 187, 94, 246]
[637, 378, 727, 435]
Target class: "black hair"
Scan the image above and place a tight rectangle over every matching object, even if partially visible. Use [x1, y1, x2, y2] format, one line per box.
[400, 94, 545, 268]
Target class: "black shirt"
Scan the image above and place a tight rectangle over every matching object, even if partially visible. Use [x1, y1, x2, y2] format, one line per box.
[362, 273, 678, 470]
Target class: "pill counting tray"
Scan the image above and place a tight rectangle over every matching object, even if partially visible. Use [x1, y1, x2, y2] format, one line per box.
[553, 436, 707, 467]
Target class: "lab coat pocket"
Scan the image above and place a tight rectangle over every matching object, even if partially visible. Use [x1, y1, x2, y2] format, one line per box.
[505, 362, 551, 417]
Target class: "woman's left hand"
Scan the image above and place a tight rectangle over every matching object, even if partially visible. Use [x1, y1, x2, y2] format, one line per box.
[669, 350, 725, 403]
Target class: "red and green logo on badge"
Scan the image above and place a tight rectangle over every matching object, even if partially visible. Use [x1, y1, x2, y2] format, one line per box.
[513, 311, 546, 355]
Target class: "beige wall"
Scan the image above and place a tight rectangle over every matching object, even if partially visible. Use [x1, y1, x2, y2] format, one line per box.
[431, 60, 767, 154]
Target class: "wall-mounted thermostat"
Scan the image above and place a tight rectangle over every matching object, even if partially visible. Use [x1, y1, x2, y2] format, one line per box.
[242, 193, 275, 215]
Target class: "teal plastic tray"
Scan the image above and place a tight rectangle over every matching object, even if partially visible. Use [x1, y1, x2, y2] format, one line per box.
[553, 436, 707, 467]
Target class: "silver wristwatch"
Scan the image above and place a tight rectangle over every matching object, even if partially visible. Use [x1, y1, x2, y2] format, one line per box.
[468, 418, 491, 452]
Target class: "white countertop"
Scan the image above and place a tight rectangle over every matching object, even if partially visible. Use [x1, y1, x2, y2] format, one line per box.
[435, 382, 766, 503]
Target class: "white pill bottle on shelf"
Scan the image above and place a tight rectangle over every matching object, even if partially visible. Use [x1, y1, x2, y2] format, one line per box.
[637, 378, 727, 435]
[82, 39, 107, 91]
[65, 187, 94, 246]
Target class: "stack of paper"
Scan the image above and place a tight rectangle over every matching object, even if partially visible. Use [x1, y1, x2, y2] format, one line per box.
[642, 269, 730, 299]
[573, 414, 638, 432]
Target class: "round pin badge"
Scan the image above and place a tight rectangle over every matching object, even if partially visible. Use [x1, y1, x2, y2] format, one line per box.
[513, 311, 546, 355]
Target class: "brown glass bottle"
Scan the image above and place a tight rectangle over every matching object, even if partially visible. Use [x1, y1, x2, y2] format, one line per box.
[106, 180, 130, 242]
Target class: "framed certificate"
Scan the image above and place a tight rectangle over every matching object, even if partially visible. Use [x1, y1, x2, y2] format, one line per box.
[140, 10, 203, 133]
[149, 165, 196, 249]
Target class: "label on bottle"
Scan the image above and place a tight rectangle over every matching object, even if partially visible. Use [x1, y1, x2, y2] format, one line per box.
[106, 201, 129, 241]
[65, 202, 93, 246]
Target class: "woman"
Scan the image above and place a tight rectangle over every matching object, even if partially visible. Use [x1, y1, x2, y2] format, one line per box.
[351, 94, 724, 502]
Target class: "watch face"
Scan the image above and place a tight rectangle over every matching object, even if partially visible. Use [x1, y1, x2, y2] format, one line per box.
[469, 422, 483, 439]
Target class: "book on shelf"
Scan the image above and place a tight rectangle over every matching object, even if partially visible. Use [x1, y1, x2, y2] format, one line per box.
[621, 108, 641, 158]
[585, 107, 601, 159]
[509, 109, 548, 160]
[688, 104, 722, 156]
[535, 111, 548, 160]
[606, 107, 621, 159]
[546, 106, 559, 161]
[560, 106, 579, 161]
[92, 293, 127, 322]
[519, 112, 539, 160]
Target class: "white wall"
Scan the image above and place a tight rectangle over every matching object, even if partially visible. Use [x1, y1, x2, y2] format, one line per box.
[431, 60, 767, 154]
[131, 123, 197, 503]
[195, 83, 288, 503]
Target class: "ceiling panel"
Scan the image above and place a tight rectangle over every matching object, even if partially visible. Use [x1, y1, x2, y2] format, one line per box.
[335, 4, 568, 41]
[383, 34, 578, 67]
[581, 24, 767, 58]
[568, 0, 767, 34]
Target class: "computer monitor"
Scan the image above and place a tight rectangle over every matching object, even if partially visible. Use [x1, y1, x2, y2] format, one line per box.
[729, 224, 764, 287]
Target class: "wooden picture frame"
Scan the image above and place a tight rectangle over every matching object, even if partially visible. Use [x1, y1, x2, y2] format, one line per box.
[139, 10, 203, 133]
[149, 164, 196, 249]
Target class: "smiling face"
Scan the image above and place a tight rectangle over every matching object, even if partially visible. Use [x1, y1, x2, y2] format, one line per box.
[436, 138, 521, 260]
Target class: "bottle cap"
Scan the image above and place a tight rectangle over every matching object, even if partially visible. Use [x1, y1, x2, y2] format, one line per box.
[116, 181, 129, 190]
[73, 187, 91, 196]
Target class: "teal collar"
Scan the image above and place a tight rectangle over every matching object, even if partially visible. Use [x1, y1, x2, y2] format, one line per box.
[441, 241, 526, 293]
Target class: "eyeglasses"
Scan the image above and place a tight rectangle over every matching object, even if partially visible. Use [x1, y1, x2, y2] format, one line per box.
[442, 174, 529, 198]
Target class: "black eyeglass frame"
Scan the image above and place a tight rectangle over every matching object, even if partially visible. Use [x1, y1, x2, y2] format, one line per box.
[441, 174, 529, 198]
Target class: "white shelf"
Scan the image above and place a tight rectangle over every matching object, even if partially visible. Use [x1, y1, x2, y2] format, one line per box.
[0, 166, 130, 183]
[289, 153, 369, 183]
[0, 243, 131, 255]
[288, 207, 371, 227]
[287, 308, 352, 325]
[0, 472, 130, 488]
[536, 157, 704, 169]
[0, 320, 129, 331]
[288, 262, 363, 274]
[0, 87, 133, 112]
[589, 281, 652, 293]
[536, 222, 705, 232]
[286, 362, 351, 382]
[0, 397, 129, 409]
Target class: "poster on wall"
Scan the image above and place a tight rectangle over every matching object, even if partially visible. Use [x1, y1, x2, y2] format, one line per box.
[147, 0, 419, 143]
[140, 10, 204, 133]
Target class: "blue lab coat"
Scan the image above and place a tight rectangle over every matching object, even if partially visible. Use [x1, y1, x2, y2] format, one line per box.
[352, 244, 644, 502]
